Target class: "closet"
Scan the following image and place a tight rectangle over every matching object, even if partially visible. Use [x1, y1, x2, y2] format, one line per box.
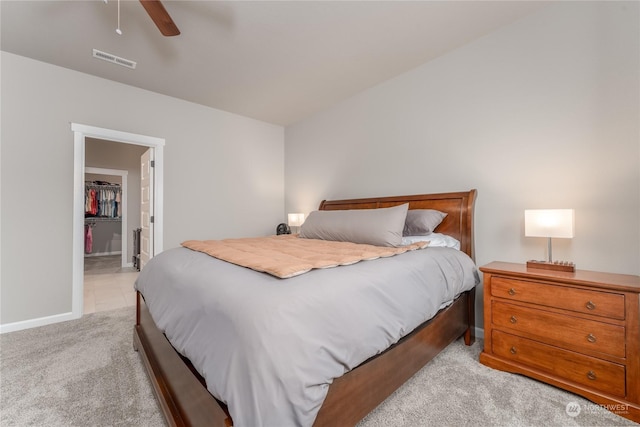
[84, 180, 123, 256]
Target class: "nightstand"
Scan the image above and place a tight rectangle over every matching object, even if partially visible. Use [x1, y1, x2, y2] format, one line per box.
[479, 261, 640, 423]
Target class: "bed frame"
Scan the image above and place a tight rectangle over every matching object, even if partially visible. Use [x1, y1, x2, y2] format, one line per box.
[134, 189, 477, 427]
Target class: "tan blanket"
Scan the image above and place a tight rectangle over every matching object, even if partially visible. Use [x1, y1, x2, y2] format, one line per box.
[181, 234, 429, 279]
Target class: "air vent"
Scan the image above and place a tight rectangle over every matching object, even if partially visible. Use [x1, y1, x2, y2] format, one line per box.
[92, 49, 137, 69]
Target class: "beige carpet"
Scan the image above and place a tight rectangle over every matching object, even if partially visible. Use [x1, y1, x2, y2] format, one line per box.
[1, 306, 637, 426]
[1, 307, 164, 427]
[358, 337, 637, 427]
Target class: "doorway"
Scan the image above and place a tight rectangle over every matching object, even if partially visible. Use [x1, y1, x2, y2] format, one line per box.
[71, 123, 165, 319]
[83, 163, 134, 314]
[84, 167, 128, 266]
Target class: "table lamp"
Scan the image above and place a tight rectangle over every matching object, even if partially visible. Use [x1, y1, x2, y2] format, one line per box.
[288, 213, 305, 234]
[525, 209, 575, 272]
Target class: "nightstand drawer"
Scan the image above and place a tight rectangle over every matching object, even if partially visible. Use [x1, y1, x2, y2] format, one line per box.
[492, 330, 626, 397]
[492, 301, 625, 358]
[491, 276, 625, 320]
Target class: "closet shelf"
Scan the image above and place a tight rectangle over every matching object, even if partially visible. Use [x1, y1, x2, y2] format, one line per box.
[85, 217, 122, 222]
[85, 183, 121, 190]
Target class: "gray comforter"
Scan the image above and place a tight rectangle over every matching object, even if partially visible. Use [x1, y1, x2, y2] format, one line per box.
[135, 245, 479, 427]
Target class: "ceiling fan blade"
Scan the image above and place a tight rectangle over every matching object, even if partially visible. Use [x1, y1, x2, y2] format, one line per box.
[139, 0, 180, 36]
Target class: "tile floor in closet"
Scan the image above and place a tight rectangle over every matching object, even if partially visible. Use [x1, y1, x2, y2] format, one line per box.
[84, 255, 138, 314]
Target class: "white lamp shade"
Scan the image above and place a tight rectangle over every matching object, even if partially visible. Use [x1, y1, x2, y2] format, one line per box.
[525, 209, 575, 238]
[287, 213, 305, 227]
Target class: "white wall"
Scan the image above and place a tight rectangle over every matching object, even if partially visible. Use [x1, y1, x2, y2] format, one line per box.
[285, 2, 639, 325]
[1, 52, 284, 325]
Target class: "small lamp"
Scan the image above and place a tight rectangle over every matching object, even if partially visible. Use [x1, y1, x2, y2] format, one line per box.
[287, 213, 305, 234]
[525, 209, 575, 271]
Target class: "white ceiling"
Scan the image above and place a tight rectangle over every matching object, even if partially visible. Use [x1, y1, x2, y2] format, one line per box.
[1, 1, 548, 126]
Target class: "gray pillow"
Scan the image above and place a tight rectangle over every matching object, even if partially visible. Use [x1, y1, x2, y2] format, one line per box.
[300, 203, 409, 247]
[403, 209, 447, 236]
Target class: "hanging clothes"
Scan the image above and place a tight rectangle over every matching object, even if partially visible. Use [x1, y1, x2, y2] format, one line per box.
[85, 182, 122, 218]
[85, 225, 93, 254]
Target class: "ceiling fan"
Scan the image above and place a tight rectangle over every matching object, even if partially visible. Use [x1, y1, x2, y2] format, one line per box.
[108, 0, 180, 36]
[139, 0, 180, 36]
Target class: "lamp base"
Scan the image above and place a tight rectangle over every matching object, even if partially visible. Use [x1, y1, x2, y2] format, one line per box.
[527, 260, 576, 273]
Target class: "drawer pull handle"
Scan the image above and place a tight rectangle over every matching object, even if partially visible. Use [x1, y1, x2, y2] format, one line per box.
[587, 371, 597, 381]
[510, 315, 517, 324]
[586, 333, 597, 343]
[586, 301, 596, 310]
[510, 346, 517, 354]
[508, 288, 516, 296]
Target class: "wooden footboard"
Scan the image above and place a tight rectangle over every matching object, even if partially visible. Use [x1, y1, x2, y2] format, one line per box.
[134, 295, 231, 427]
[134, 288, 475, 427]
[314, 290, 474, 426]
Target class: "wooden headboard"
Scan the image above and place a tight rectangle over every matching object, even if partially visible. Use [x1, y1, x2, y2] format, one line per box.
[318, 189, 477, 260]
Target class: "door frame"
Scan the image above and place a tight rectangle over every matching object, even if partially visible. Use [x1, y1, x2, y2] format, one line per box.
[71, 123, 165, 319]
[85, 167, 129, 266]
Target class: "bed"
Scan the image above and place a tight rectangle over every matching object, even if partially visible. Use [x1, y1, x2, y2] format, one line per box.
[133, 189, 478, 427]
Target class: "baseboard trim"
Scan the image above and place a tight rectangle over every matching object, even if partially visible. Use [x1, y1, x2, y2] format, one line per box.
[0, 311, 80, 334]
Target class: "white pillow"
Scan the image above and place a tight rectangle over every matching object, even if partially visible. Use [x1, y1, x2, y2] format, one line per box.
[401, 233, 460, 250]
